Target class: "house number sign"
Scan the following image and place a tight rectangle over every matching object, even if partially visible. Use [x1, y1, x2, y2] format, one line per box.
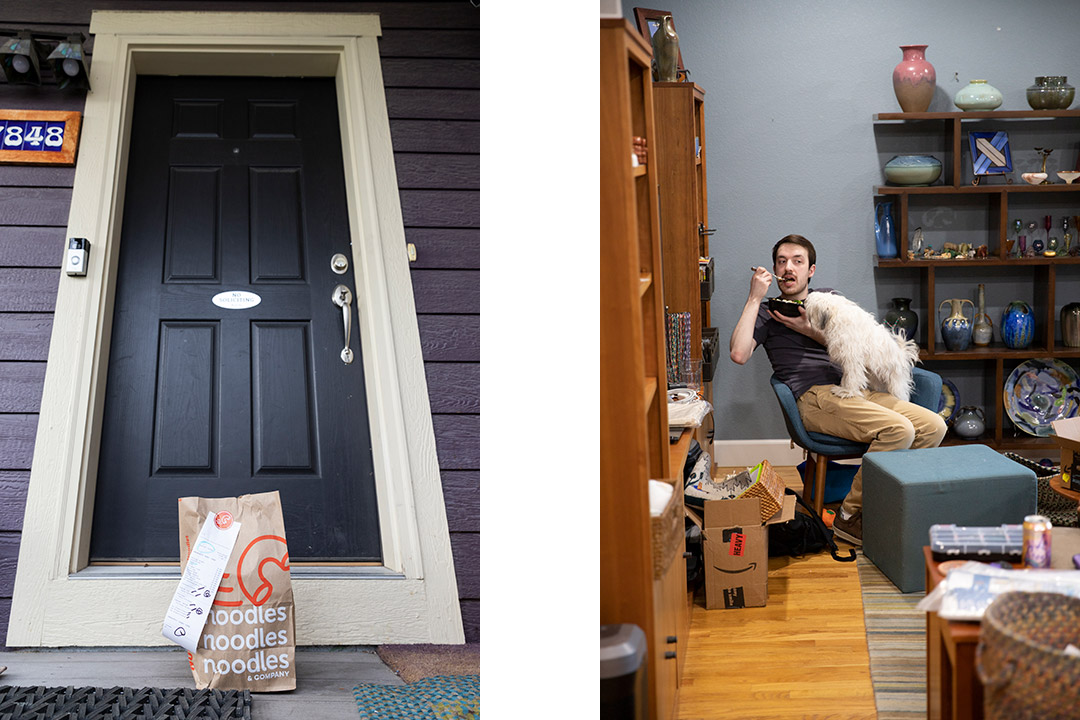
[0, 109, 81, 166]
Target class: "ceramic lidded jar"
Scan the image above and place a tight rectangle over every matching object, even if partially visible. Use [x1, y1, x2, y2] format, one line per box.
[1001, 301, 1035, 349]
[892, 45, 936, 113]
[1027, 76, 1075, 110]
[883, 155, 942, 186]
[954, 80, 1003, 111]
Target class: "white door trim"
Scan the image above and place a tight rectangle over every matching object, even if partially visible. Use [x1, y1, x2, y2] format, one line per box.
[7, 11, 464, 646]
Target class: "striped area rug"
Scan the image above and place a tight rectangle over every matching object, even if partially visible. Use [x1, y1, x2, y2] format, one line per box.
[856, 551, 926, 719]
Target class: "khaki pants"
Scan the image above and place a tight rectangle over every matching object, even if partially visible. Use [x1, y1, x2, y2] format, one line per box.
[796, 384, 947, 516]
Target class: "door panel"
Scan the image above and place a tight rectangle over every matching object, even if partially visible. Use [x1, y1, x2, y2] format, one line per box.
[250, 167, 306, 281]
[90, 77, 381, 562]
[152, 322, 218, 474]
[251, 322, 318, 475]
[164, 167, 221, 282]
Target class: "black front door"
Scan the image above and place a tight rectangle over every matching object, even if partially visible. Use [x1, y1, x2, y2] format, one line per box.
[89, 76, 381, 562]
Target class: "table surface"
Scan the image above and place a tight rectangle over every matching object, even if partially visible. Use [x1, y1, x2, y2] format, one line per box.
[925, 532, 1080, 720]
[1050, 473, 1080, 503]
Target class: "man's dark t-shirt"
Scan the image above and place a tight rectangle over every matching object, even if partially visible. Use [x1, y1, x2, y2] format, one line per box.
[752, 287, 842, 399]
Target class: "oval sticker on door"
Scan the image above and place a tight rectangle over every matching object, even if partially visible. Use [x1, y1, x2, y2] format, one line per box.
[212, 291, 262, 310]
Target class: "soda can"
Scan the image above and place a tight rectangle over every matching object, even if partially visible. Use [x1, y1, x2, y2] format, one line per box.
[1023, 514, 1052, 568]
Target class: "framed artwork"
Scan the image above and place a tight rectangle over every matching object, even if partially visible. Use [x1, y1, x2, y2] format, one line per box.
[0, 109, 81, 166]
[633, 7, 685, 76]
[969, 130, 1012, 185]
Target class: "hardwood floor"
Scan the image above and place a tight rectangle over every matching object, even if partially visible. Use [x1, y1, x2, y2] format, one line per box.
[676, 466, 876, 719]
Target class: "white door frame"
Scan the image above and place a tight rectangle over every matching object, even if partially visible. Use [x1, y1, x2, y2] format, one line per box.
[7, 11, 464, 646]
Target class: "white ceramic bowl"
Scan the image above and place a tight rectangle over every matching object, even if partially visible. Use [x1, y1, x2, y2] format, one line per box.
[883, 155, 942, 186]
[1057, 171, 1080, 184]
[1022, 172, 1048, 185]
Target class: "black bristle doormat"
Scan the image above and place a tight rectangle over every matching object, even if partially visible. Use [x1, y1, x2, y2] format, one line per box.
[0, 685, 251, 719]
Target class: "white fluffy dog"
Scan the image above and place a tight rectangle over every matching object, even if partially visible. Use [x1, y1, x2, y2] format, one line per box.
[802, 292, 920, 400]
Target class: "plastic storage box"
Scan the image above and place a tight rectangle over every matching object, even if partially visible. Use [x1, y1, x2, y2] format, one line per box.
[929, 523, 1023, 562]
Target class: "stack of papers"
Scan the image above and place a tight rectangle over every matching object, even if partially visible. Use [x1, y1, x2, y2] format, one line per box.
[668, 398, 712, 427]
[917, 561, 1080, 621]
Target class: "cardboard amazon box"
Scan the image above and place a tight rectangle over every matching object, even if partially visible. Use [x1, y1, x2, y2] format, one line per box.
[701, 493, 795, 610]
[1052, 417, 1080, 491]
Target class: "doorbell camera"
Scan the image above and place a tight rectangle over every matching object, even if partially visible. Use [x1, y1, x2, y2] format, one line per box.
[66, 237, 89, 276]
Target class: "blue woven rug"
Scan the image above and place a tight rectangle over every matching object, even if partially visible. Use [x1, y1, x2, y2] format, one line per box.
[353, 675, 479, 719]
[857, 551, 925, 720]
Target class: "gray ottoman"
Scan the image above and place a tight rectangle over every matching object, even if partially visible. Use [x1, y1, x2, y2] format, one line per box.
[862, 445, 1036, 593]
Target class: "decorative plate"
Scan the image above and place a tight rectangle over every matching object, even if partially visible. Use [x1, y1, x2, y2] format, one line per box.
[667, 388, 696, 404]
[1004, 358, 1080, 437]
[938, 378, 959, 424]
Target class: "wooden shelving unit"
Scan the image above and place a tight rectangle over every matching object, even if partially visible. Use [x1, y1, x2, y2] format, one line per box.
[601, 19, 685, 720]
[873, 109, 1080, 452]
[653, 81, 715, 453]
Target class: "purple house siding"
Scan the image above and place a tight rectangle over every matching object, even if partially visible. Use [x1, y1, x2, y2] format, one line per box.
[0, 0, 479, 645]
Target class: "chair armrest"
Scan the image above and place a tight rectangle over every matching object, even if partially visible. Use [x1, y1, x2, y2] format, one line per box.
[911, 367, 942, 411]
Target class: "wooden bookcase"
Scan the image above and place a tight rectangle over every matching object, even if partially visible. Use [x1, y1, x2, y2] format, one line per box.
[874, 110, 1080, 451]
[653, 81, 714, 453]
[600, 18, 687, 720]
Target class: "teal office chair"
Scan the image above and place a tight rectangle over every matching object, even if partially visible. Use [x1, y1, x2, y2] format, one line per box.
[769, 367, 943, 515]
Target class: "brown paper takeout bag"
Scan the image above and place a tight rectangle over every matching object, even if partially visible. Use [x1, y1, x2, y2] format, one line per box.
[178, 491, 296, 691]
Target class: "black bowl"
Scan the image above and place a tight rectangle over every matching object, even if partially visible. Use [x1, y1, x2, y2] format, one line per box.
[768, 297, 804, 317]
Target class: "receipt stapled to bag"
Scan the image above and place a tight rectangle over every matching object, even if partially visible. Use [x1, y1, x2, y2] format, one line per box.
[161, 511, 241, 653]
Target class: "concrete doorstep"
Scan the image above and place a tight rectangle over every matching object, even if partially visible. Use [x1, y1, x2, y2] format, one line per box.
[0, 647, 402, 720]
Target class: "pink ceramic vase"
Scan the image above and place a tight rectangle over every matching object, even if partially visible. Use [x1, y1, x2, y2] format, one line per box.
[892, 44, 936, 113]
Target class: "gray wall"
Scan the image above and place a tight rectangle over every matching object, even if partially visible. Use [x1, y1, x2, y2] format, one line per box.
[625, 0, 1080, 441]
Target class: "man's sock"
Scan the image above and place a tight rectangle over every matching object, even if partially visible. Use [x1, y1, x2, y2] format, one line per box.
[839, 508, 853, 521]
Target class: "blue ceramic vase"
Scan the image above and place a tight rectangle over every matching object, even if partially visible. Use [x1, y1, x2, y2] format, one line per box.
[1001, 301, 1035, 349]
[939, 298, 974, 351]
[875, 202, 897, 258]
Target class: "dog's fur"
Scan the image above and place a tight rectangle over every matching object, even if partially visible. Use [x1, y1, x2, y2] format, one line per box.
[802, 292, 920, 400]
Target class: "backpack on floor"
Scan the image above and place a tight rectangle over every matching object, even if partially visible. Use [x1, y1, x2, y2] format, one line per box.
[768, 489, 856, 562]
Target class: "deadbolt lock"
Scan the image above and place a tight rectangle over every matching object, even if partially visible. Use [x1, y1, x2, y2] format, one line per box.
[331, 253, 349, 275]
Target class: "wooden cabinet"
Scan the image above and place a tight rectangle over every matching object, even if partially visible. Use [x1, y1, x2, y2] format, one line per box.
[601, 18, 683, 720]
[653, 82, 715, 453]
[652, 543, 687, 720]
[874, 110, 1080, 450]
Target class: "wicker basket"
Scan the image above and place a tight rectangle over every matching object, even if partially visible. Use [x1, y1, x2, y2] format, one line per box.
[977, 591, 1080, 719]
[651, 480, 684, 579]
[714, 459, 784, 522]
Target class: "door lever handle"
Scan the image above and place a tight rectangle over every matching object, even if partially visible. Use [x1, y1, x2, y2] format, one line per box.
[332, 284, 354, 364]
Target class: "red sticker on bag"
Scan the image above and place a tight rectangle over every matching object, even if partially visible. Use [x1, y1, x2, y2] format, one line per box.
[214, 511, 233, 529]
[729, 532, 745, 556]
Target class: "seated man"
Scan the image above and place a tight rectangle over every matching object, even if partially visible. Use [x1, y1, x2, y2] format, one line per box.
[729, 234, 946, 545]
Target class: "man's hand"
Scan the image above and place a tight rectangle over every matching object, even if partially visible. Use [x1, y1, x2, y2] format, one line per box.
[749, 266, 773, 302]
[730, 266, 774, 364]
[770, 306, 826, 345]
